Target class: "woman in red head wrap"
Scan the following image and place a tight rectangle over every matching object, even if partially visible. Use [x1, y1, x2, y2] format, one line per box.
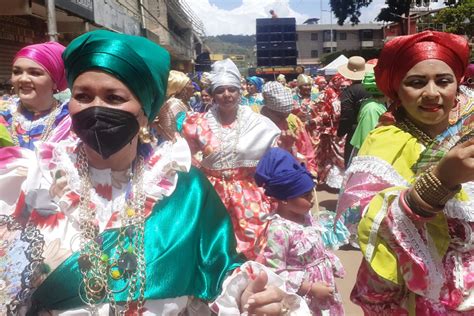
[336, 31, 474, 314]
[0, 42, 71, 149]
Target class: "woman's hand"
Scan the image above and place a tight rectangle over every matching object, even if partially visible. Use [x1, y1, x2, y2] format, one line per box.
[241, 271, 289, 315]
[433, 138, 474, 188]
[277, 130, 296, 152]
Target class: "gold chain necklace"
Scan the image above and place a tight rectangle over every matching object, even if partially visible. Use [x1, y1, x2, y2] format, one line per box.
[10, 100, 59, 146]
[76, 145, 147, 315]
[396, 117, 434, 147]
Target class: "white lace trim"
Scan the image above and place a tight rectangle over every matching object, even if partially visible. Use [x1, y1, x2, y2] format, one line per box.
[391, 199, 445, 301]
[10, 100, 67, 130]
[43, 137, 191, 221]
[365, 191, 395, 264]
[344, 156, 409, 188]
[444, 181, 474, 221]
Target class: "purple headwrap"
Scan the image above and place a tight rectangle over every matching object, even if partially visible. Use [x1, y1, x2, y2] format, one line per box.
[14, 42, 67, 91]
[255, 148, 315, 200]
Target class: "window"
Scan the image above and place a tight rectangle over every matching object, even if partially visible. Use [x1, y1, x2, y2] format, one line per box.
[323, 30, 331, 41]
[323, 47, 332, 54]
[310, 32, 318, 41]
[339, 32, 347, 40]
[360, 30, 373, 41]
[311, 50, 319, 58]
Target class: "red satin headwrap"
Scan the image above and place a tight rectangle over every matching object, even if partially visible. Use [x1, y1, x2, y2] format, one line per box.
[375, 31, 469, 101]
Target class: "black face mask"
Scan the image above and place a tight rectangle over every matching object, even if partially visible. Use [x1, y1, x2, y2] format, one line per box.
[71, 106, 140, 160]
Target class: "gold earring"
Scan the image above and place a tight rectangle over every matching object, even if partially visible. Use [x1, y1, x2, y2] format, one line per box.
[138, 127, 154, 144]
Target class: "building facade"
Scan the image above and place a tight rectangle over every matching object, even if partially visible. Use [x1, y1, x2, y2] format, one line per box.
[296, 23, 384, 69]
[0, 0, 203, 83]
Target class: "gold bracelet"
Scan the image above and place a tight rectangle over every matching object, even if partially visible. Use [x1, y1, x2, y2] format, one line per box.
[414, 168, 461, 208]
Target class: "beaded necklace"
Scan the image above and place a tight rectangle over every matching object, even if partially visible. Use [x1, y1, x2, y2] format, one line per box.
[76, 146, 146, 315]
[396, 117, 434, 147]
[10, 100, 59, 146]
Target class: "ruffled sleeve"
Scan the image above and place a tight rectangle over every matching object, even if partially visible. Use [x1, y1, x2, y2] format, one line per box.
[211, 261, 311, 315]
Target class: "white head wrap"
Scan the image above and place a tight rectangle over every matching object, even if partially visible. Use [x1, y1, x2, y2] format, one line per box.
[209, 58, 241, 92]
[262, 81, 293, 113]
[297, 74, 312, 86]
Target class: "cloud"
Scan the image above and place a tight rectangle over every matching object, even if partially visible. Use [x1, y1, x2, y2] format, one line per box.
[185, 0, 309, 35]
[186, 0, 447, 35]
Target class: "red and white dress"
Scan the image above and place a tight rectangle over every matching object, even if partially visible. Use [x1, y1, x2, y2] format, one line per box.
[183, 105, 280, 259]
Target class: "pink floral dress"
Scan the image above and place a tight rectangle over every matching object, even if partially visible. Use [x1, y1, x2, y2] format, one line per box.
[337, 125, 474, 315]
[182, 105, 280, 259]
[257, 214, 345, 315]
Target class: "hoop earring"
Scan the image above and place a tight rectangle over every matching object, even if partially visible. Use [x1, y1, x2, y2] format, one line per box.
[138, 127, 154, 144]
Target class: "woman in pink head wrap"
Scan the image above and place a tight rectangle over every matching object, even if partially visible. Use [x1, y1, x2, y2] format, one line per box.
[0, 42, 72, 216]
[0, 42, 71, 149]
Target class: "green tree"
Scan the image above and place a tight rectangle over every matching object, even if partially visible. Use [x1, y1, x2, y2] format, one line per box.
[330, 0, 448, 35]
[433, 0, 473, 40]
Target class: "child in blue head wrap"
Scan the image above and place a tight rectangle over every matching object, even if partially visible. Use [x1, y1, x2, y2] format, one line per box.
[254, 148, 345, 315]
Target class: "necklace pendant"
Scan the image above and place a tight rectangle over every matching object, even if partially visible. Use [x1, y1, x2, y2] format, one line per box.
[118, 252, 138, 273]
[78, 254, 93, 271]
[125, 207, 136, 218]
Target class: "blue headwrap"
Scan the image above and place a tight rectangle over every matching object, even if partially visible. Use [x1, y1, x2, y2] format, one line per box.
[247, 76, 264, 93]
[255, 148, 315, 200]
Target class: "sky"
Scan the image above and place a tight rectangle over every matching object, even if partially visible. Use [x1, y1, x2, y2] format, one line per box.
[184, 0, 447, 36]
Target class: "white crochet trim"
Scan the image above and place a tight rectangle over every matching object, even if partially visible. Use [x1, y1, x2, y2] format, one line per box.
[391, 199, 445, 301]
[344, 156, 409, 187]
[444, 181, 474, 221]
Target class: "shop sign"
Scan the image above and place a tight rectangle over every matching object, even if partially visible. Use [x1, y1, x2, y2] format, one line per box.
[56, 0, 94, 21]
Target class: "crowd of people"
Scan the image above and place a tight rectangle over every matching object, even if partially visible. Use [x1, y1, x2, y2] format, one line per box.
[0, 28, 472, 316]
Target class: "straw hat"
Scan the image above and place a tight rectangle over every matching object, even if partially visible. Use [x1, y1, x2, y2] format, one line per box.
[337, 56, 374, 81]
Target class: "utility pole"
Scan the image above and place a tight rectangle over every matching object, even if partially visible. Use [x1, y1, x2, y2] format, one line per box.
[138, 0, 147, 37]
[46, 0, 58, 41]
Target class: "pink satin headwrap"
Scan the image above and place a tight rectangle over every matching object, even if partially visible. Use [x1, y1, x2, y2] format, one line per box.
[14, 42, 67, 91]
[375, 31, 469, 101]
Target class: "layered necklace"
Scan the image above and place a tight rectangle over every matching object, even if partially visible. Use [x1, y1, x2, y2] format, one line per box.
[76, 146, 147, 315]
[396, 117, 434, 147]
[10, 100, 59, 146]
[213, 106, 242, 180]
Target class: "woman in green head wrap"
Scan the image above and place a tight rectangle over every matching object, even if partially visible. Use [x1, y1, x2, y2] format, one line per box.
[2, 30, 310, 315]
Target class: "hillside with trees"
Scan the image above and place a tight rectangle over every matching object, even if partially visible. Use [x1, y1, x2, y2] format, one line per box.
[203, 35, 256, 75]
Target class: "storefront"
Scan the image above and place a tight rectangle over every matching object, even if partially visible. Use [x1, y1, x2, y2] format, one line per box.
[0, 15, 47, 85]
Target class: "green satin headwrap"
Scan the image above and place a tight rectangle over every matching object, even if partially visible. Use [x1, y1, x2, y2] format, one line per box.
[63, 30, 170, 121]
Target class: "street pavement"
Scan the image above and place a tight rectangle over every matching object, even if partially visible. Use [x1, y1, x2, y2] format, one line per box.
[316, 187, 363, 316]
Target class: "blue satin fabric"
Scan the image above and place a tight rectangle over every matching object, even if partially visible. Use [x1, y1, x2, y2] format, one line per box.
[30, 167, 244, 311]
